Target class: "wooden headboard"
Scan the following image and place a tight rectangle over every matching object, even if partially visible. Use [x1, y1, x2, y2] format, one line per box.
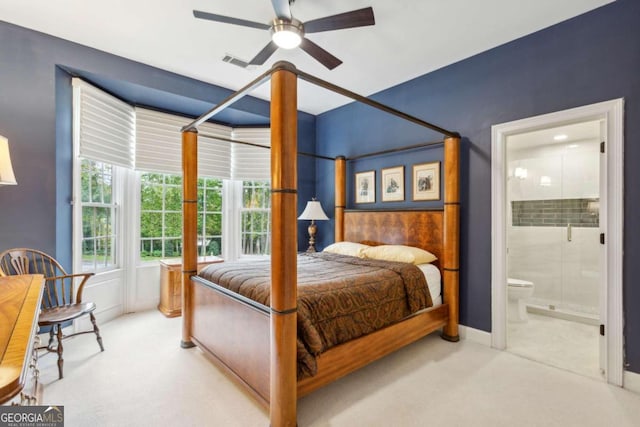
[343, 209, 444, 270]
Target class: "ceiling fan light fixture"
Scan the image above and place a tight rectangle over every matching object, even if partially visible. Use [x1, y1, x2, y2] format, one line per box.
[271, 18, 303, 49]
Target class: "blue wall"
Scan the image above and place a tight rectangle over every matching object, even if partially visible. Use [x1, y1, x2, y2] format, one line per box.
[316, 0, 640, 373]
[2, 1, 639, 375]
[0, 21, 316, 268]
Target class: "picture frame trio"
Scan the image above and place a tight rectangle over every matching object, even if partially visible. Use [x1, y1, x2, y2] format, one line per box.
[355, 161, 440, 204]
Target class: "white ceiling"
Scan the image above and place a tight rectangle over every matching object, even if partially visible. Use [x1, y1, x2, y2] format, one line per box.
[0, 0, 613, 115]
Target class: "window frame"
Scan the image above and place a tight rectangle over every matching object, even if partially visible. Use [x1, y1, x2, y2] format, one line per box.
[137, 172, 225, 263]
[139, 173, 185, 261]
[239, 180, 272, 257]
[73, 158, 124, 274]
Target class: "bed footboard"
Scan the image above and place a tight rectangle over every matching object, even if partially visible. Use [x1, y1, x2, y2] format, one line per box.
[191, 276, 271, 407]
[191, 274, 451, 407]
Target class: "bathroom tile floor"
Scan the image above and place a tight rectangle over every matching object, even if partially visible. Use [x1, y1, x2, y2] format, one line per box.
[507, 312, 602, 380]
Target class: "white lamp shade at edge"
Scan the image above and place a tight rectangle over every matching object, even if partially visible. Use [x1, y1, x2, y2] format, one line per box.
[0, 135, 17, 186]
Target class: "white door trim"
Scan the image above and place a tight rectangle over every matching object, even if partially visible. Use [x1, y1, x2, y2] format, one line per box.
[491, 99, 624, 386]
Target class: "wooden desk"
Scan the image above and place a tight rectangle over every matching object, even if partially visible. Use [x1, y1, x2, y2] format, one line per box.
[0, 274, 44, 405]
[158, 256, 223, 318]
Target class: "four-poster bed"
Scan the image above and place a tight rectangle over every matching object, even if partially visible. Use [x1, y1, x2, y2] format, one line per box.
[180, 61, 461, 427]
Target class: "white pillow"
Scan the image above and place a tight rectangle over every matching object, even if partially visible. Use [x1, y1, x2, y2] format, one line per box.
[322, 241, 370, 258]
[361, 244, 437, 265]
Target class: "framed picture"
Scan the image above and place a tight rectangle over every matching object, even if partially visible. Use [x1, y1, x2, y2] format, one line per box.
[381, 166, 404, 202]
[355, 170, 375, 204]
[412, 162, 440, 201]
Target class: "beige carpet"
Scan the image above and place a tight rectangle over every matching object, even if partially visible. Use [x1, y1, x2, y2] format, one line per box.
[39, 310, 640, 426]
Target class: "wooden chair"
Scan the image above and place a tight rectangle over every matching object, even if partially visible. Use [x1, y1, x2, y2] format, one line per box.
[0, 248, 104, 379]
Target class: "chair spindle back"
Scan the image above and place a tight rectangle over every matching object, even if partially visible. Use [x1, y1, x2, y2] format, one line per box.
[0, 248, 74, 309]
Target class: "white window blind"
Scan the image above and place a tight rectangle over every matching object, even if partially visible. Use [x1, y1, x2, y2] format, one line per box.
[200, 122, 234, 180]
[231, 128, 271, 180]
[72, 78, 135, 169]
[135, 108, 232, 179]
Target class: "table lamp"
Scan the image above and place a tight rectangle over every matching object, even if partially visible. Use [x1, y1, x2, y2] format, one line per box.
[298, 198, 329, 252]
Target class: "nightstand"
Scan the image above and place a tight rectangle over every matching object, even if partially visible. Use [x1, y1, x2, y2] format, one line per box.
[158, 256, 223, 318]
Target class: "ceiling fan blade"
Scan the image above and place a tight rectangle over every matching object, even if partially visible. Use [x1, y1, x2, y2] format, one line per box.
[270, 0, 292, 20]
[193, 10, 270, 30]
[300, 38, 342, 70]
[249, 41, 279, 65]
[304, 7, 375, 33]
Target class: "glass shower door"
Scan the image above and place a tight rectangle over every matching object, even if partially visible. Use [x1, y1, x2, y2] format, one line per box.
[560, 144, 600, 319]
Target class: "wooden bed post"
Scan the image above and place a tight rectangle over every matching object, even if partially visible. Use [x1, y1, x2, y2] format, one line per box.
[181, 128, 198, 348]
[334, 156, 346, 242]
[270, 62, 298, 427]
[442, 135, 461, 342]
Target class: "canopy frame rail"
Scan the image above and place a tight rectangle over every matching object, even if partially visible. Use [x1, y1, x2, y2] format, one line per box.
[295, 68, 459, 138]
[346, 140, 444, 161]
[183, 61, 459, 140]
[199, 131, 444, 162]
[197, 132, 335, 161]
[181, 66, 274, 131]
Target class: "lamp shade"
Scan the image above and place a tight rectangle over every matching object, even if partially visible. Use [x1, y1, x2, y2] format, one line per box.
[0, 135, 17, 186]
[298, 200, 329, 221]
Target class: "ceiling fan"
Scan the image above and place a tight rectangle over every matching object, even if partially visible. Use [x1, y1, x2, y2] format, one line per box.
[193, 0, 375, 70]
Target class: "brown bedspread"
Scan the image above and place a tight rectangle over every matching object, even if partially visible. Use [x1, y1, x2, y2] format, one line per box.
[198, 251, 432, 378]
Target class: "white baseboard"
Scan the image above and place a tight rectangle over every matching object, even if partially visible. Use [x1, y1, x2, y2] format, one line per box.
[459, 325, 492, 347]
[75, 304, 122, 331]
[624, 370, 640, 395]
[131, 298, 160, 313]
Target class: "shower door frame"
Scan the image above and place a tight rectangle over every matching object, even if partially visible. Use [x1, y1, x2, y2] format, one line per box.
[490, 99, 624, 386]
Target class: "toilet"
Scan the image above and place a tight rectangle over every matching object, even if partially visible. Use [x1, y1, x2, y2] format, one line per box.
[507, 278, 535, 322]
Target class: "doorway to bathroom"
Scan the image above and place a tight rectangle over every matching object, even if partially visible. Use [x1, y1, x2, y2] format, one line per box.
[491, 99, 624, 386]
[507, 120, 602, 379]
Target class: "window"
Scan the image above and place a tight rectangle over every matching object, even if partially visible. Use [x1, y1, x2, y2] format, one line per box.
[133, 107, 271, 262]
[241, 180, 271, 256]
[139, 173, 182, 260]
[80, 159, 117, 272]
[139, 173, 223, 261]
[72, 78, 133, 275]
[138, 175, 270, 262]
[198, 177, 223, 257]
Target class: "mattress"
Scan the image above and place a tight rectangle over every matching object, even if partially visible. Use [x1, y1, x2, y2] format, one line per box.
[417, 263, 442, 306]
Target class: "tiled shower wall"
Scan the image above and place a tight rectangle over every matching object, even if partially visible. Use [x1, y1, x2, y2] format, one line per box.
[512, 198, 599, 227]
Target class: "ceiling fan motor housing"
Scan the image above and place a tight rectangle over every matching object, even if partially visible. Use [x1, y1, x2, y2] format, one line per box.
[271, 18, 304, 49]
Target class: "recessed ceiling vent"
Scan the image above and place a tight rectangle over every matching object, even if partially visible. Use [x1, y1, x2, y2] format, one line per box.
[222, 54, 250, 68]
